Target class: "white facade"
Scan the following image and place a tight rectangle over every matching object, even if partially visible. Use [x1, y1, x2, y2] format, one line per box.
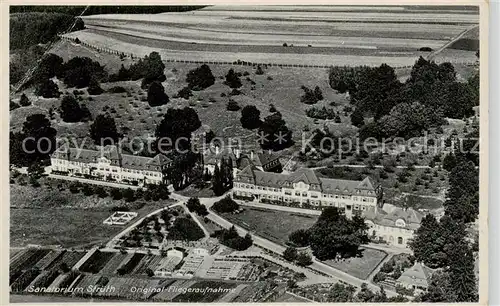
[233, 166, 382, 215]
[363, 206, 424, 248]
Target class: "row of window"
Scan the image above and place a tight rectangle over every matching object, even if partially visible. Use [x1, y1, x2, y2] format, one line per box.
[234, 183, 376, 202]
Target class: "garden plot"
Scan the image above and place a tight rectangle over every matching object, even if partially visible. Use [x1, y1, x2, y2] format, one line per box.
[45, 251, 87, 270]
[34, 250, 66, 270]
[10, 248, 50, 276]
[151, 280, 197, 301]
[78, 251, 115, 274]
[99, 253, 129, 274]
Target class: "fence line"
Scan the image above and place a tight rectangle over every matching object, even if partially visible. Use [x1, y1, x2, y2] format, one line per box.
[59, 36, 478, 70]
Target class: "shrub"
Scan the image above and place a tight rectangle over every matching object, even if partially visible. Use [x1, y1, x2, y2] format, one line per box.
[186, 64, 215, 90]
[177, 86, 193, 100]
[212, 195, 239, 213]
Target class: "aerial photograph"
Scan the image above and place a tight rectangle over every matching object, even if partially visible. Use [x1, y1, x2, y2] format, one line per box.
[9, 5, 481, 303]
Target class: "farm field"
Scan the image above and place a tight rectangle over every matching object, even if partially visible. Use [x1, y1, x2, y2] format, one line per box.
[61, 6, 478, 67]
[222, 207, 318, 246]
[322, 247, 388, 280]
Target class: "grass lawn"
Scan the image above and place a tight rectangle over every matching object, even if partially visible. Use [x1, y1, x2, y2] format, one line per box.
[222, 207, 318, 246]
[10, 208, 125, 248]
[323, 247, 388, 280]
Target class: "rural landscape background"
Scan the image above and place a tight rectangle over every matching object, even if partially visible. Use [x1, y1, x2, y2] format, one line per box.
[9, 5, 481, 304]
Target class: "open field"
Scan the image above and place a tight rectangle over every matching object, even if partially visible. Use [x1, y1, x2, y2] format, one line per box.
[58, 6, 478, 67]
[222, 207, 318, 246]
[323, 247, 388, 279]
[10, 208, 125, 248]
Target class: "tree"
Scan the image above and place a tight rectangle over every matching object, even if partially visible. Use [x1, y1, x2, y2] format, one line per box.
[10, 100, 20, 111]
[87, 78, 104, 95]
[32, 53, 64, 82]
[27, 162, 45, 179]
[139, 51, 166, 88]
[186, 64, 215, 90]
[212, 195, 239, 213]
[307, 207, 369, 260]
[240, 105, 261, 129]
[11, 114, 57, 166]
[186, 197, 208, 216]
[110, 188, 123, 200]
[288, 229, 310, 247]
[62, 56, 107, 88]
[444, 159, 479, 223]
[147, 81, 169, 107]
[351, 63, 402, 121]
[19, 94, 31, 107]
[258, 112, 293, 151]
[380, 101, 444, 139]
[123, 188, 136, 202]
[283, 246, 298, 262]
[35, 79, 60, 98]
[177, 86, 193, 99]
[296, 252, 313, 266]
[90, 114, 120, 146]
[350, 108, 364, 127]
[255, 65, 264, 75]
[300, 85, 320, 104]
[226, 99, 240, 111]
[442, 153, 457, 172]
[167, 217, 205, 241]
[447, 240, 478, 302]
[408, 214, 442, 267]
[60, 95, 84, 122]
[313, 86, 324, 100]
[421, 271, 456, 302]
[155, 107, 201, 153]
[224, 69, 242, 89]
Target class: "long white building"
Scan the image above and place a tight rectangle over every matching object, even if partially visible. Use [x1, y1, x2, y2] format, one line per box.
[233, 165, 383, 215]
[50, 145, 172, 186]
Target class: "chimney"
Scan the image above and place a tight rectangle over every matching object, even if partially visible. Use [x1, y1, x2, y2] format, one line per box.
[215, 145, 219, 155]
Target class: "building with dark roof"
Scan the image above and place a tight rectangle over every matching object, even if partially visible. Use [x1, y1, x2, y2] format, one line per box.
[50, 145, 172, 185]
[233, 166, 382, 216]
[203, 146, 282, 175]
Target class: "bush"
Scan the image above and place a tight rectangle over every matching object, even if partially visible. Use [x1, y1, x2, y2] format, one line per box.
[419, 47, 433, 52]
[177, 86, 193, 100]
[186, 197, 209, 216]
[212, 195, 239, 213]
[186, 64, 215, 90]
[306, 106, 336, 120]
[35, 79, 60, 98]
[147, 81, 169, 107]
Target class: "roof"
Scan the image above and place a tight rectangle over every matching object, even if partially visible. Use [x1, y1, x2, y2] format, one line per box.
[236, 166, 377, 195]
[397, 262, 435, 288]
[52, 145, 172, 170]
[363, 206, 423, 230]
[256, 151, 281, 167]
